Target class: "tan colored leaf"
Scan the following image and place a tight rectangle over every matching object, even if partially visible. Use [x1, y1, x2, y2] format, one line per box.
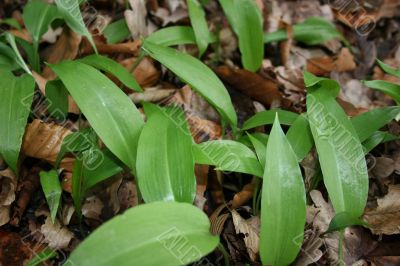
[364, 185, 400, 235]
[125, 0, 148, 39]
[231, 209, 259, 262]
[128, 86, 176, 104]
[306, 48, 356, 76]
[82, 195, 104, 221]
[22, 119, 75, 171]
[119, 57, 160, 89]
[40, 216, 74, 249]
[232, 177, 257, 208]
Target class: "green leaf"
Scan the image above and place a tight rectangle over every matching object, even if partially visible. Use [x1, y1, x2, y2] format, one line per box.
[306, 75, 368, 217]
[377, 59, 400, 78]
[72, 151, 85, 218]
[260, 116, 306, 266]
[326, 212, 368, 233]
[103, 19, 130, 44]
[0, 42, 19, 70]
[78, 54, 142, 92]
[55, 0, 97, 53]
[193, 140, 263, 177]
[264, 17, 346, 46]
[247, 133, 266, 169]
[50, 60, 144, 171]
[187, 0, 210, 56]
[0, 18, 21, 30]
[142, 41, 237, 128]
[22, 0, 60, 43]
[4, 32, 32, 74]
[66, 201, 219, 266]
[234, 0, 263, 72]
[40, 170, 62, 222]
[351, 106, 400, 142]
[146, 26, 196, 47]
[45, 79, 69, 120]
[238, 132, 268, 148]
[26, 248, 57, 266]
[0, 70, 35, 173]
[136, 103, 195, 203]
[286, 114, 314, 161]
[362, 131, 399, 154]
[363, 80, 400, 104]
[219, 0, 238, 34]
[241, 109, 299, 130]
[14, 37, 39, 72]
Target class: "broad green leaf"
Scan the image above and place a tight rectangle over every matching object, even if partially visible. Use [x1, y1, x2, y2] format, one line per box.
[0, 42, 19, 70]
[142, 41, 237, 128]
[260, 116, 306, 266]
[362, 131, 399, 154]
[146, 26, 196, 46]
[351, 106, 400, 142]
[219, 0, 238, 34]
[187, 0, 210, 56]
[247, 133, 266, 169]
[377, 59, 400, 78]
[0, 70, 35, 172]
[363, 80, 400, 104]
[0, 18, 21, 30]
[234, 0, 263, 72]
[15, 37, 38, 72]
[66, 201, 219, 266]
[40, 170, 62, 222]
[241, 109, 299, 130]
[238, 132, 269, 148]
[286, 114, 314, 161]
[136, 103, 195, 203]
[264, 17, 346, 46]
[4, 32, 32, 74]
[306, 74, 368, 217]
[78, 54, 142, 92]
[55, 0, 97, 53]
[26, 248, 57, 266]
[193, 140, 263, 177]
[103, 19, 130, 44]
[326, 212, 368, 233]
[22, 1, 59, 39]
[45, 79, 68, 120]
[50, 60, 144, 171]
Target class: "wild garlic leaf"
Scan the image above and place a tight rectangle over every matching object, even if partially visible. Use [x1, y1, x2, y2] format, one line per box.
[260, 116, 306, 266]
[26, 248, 57, 266]
[50, 60, 144, 171]
[362, 131, 399, 154]
[286, 114, 314, 161]
[193, 140, 263, 177]
[142, 40, 237, 128]
[247, 133, 266, 169]
[305, 72, 368, 217]
[187, 0, 211, 56]
[55, 0, 97, 53]
[136, 103, 196, 203]
[103, 19, 130, 44]
[146, 26, 197, 47]
[0, 70, 35, 173]
[45, 79, 69, 120]
[78, 54, 142, 92]
[377, 59, 400, 78]
[242, 109, 299, 131]
[40, 170, 62, 223]
[363, 80, 400, 104]
[67, 201, 219, 266]
[4, 32, 32, 74]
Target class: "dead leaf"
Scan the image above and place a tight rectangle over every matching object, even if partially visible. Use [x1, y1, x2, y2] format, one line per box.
[306, 48, 356, 76]
[364, 185, 400, 235]
[194, 164, 208, 210]
[231, 210, 260, 262]
[231, 177, 257, 209]
[372, 157, 395, 179]
[125, 0, 148, 39]
[82, 195, 104, 221]
[0, 230, 42, 265]
[22, 119, 75, 171]
[129, 86, 176, 104]
[215, 66, 283, 107]
[40, 216, 74, 249]
[119, 57, 160, 88]
[117, 179, 138, 212]
[0, 169, 17, 226]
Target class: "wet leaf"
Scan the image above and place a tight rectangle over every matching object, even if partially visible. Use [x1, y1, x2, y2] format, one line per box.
[0, 70, 35, 173]
[142, 40, 237, 127]
[40, 170, 62, 223]
[136, 103, 195, 203]
[67, 201, 219, 266]
[260, 116, 306, 266]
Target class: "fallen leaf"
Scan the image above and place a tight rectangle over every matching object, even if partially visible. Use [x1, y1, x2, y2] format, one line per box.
[82, 195, 104, 221]
[0, 169, 17, 226]
[119, 57, 160, 88]
[129, 86, 176, 104]
[22, 119, 75, 171]
[306, 48, 356, 76]
[232, 177, 257, 208]
[372, 157, 395, 179]
[231, 209, 260, 262]
[40, 216, 74, 249]
[125, 0, 148, 39]
[117, 179, 138, 211]
[364, 185, 400, 235]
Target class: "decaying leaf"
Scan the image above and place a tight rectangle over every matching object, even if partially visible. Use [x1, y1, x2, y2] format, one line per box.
[40, 216, 74, 249]
[306, 48, 356, 76]
[117, 179, 139, 211]
[125, 0, 148, 39]
[119, 57, 160, 89]
[364, 185, 400, 235]
[82, 195, 104, 221]
[22, 119, 75, 171]
[231, 210, 259, 262]
[0, 169, 17, 226]
[232, 177, 257, 208]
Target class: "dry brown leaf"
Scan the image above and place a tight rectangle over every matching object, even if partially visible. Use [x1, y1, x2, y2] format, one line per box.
[82, 195, 104, 221]
[372, 157, 395, 179]
[42, 28, 82, 80]
[125, 0, 148, 39]
[364, 185, 400, 235]
[22, 119, 75, 171]
[215, 66, 283, 107]
[40, 216, 74, 249]
[306, 48, 356, 76]
[194, 164, 208, 210]
[0, 169, 17, 226]
[119, 57, 160, 89]
[231, 210, 259, 262]
[231, 177, 257, 209]
[117, 179, 138, 211]
[129, 86, 176, 104]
